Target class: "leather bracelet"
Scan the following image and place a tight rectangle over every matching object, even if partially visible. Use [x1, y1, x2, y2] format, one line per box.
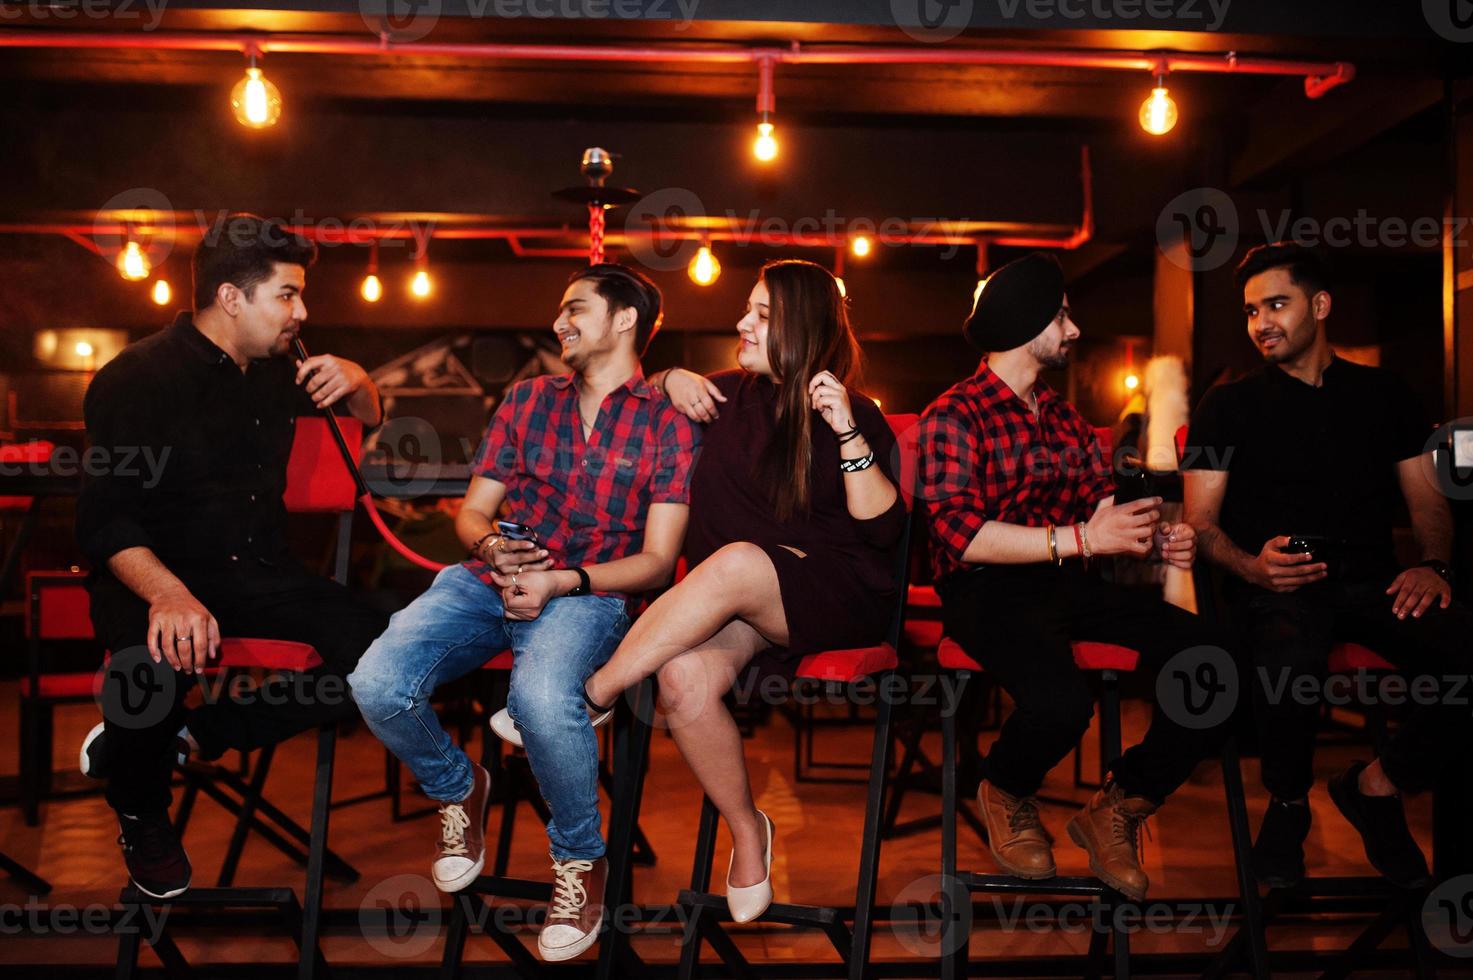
[564, 566, 592, 597]
[839, 451, 875, 473]
[470, 532, 498, 560]
[838, 428, 865, 446]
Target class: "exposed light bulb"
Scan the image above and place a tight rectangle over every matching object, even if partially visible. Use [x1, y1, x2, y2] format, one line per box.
[232, 65, 282, 129]
[688, 244, 721, 286]
[851, 236, 872, 258]
[1124, 373, 1141, 391]
[1139, 84, 1178, 136]
[75, 341, 94, 358]
[361, 273, 383, 303]
[410, 268, 432, 299]
[151, 279, 171, 306]
[117, 240, 150, 281]
[753, 121, 778, 162]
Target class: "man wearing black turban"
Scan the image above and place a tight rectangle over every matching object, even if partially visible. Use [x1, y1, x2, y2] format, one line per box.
[916, 252, 1233, 900]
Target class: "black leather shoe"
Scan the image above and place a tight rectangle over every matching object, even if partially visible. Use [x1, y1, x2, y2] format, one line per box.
[1251, 798, 1310, 889]
[118, 810, 192, 899]
[1328, 761, 1431, 889]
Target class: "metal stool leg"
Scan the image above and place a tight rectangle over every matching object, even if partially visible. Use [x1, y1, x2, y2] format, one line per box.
[940, 672, 967, 980]
[677, 797, 722, 980]
[596, 678, 655, 980]
[296, 725, 335, 980]
[0, 848, 50, 894]
[848, 674, 896, 980]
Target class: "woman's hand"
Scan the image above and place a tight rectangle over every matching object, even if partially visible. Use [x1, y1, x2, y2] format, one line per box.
[663, 368, 727, 423]
[808, 371, 857, 435]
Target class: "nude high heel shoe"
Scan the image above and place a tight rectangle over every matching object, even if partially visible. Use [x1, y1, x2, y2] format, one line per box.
[726, 811, 774, 923]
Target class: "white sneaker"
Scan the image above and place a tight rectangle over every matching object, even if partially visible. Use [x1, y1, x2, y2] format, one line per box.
[489, 704, 612, 749]
[81, 722, 193, 779]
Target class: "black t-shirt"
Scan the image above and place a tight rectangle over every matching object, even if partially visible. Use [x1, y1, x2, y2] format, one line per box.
[77, 312, 319, 573]
[1184, 356, 1430, 583]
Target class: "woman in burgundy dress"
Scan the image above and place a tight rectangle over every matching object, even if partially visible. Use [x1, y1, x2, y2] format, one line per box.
[582, 259, 906, 922]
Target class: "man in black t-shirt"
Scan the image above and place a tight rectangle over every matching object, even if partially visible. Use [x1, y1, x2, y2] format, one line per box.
[1185, 242, 1470, 890]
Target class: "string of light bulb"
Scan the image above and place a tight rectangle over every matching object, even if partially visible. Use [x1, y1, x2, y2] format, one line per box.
[0, 32, 1354, 140]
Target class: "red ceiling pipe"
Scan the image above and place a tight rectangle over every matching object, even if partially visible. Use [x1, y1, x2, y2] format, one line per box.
[0, 32, 1355, 98]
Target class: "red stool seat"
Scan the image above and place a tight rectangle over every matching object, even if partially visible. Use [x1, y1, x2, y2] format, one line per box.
[907, 584, 941, 609]
[216, 638, 323, 671]
[936, 636, 979, 671]
[1071, 641, 1141, 672]
[1328, 642, 1395, 673]
[935, 637, 1142, 673]
[479, 649, 514, 671]
[0, 441, 54, 510]
[19, 673, 95, 698]
[795, 643, 899, 682]
[904, 619, 943, 649]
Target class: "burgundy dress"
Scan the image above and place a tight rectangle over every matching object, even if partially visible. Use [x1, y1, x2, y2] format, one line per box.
[684, 370, 907, 676]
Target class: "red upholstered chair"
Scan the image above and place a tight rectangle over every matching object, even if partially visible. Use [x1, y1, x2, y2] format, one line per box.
[118, 414, 363, 980]
[676, 414, 919, 980]
[0, 441, 55, 601]
[18, 569, 100, 825]
[932, 633, 1266, 980]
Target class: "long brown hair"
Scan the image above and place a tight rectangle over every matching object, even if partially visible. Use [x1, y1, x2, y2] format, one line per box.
[755, 259, 863, 520]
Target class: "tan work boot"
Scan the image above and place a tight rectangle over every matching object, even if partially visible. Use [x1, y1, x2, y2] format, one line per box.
[538, 854, 608, 962]
[1066, 779, 1157, 901]
[977, 780, 1056, 879]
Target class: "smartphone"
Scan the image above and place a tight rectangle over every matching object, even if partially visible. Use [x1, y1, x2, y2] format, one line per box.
[496, 520, 540, 544]
[1283, 534, 1343, 578]
[1113, 465, 1158, 505]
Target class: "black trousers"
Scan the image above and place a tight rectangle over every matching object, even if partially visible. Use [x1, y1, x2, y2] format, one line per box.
[940, 563, 1232, 805]
[89, 560, 387, 815]
[1229, 577, 1473, 800]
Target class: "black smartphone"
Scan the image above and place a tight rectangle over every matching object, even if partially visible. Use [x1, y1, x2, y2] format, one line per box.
[496, 520, 540, 544]
[1283, 534, 1343, 578]
[1113, 465, 1158, 505]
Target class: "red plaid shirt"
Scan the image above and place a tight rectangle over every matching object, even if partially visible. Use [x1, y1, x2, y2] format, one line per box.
[918, 362, 1112, 583]
[463, 370, 700, 601]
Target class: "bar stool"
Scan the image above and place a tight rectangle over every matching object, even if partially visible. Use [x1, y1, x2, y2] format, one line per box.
[19, 568, 101, 825]
[934, 635, 1267, 980]
[438, 677, 657, 980]
[170, 417, 363, 889]
[1203, 640, 1439, 978]
[116, 638, 342, 980]
[677, 413, 919, 980]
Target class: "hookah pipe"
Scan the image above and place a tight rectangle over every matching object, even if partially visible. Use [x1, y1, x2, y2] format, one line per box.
[293, 336, 447, 572]
[293, 149, 640, 575]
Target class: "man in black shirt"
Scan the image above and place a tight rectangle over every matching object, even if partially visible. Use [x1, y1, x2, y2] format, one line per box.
[1185, 242, 1470, 890]
[75, 213, 386, 899]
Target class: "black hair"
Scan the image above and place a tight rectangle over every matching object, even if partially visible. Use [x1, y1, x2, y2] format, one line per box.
[566, 263, 664, 356]
[1233, 241, 1333, 298]
[193, 212, 317, 313]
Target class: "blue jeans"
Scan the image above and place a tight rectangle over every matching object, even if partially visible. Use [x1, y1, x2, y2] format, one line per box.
[348, 564, 629, 860]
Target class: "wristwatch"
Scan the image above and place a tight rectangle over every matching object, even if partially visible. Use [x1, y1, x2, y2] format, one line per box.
[1417, 559, 1453, 584]
[565, 566, 592, 597]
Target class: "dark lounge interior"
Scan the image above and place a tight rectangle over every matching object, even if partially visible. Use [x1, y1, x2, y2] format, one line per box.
[4, 1, 1473, 976]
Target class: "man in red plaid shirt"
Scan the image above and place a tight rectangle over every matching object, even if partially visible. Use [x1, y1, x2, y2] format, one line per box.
[918, 252, 1230, 901]
[350, 265, 698, 961]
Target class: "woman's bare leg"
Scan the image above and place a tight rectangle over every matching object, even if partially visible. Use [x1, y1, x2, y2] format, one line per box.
[585, 542, 789, 709]
[655, 621, 772, 887]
